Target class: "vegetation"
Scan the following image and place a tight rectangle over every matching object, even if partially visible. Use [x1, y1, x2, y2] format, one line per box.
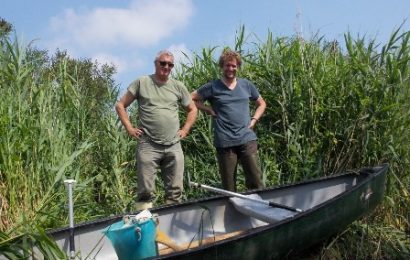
[0, 19, 409, 259]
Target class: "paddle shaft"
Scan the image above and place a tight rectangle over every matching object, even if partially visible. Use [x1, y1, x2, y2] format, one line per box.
[190, 182, 302, 213]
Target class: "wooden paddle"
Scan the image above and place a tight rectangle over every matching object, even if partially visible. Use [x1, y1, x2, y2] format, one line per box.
[190, 181, 303, 213]
[156, 229, 183, 251]
[156, 229, 245, 255]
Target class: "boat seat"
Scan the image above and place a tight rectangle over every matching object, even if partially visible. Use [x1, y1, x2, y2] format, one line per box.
[229, 194, 297, 224]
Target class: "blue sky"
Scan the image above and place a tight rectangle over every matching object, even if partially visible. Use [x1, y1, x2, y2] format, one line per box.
[2, 0, 410, 93]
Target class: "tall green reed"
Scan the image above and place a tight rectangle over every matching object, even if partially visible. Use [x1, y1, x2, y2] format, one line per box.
[0, 36, 133, 234]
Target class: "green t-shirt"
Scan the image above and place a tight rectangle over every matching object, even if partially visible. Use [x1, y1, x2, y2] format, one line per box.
[128, 75, 191, 145]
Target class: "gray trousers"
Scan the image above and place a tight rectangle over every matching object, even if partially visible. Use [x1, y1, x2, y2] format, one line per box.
[216, 140, 263, 192]
[136, 136, 184, 204]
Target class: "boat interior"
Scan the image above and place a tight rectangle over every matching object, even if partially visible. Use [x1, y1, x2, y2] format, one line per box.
[51, 173, 365, 259]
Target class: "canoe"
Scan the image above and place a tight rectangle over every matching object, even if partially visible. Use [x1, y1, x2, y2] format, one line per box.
[48, 164, 388, 259]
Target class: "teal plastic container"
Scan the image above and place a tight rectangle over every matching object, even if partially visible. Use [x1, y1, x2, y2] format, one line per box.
[103, 218, 157, 260]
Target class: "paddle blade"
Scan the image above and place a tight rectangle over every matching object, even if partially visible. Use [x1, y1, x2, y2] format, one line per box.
[229, 194, 297, 224]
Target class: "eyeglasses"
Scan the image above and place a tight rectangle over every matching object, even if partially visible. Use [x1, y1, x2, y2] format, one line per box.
[158, 60, 174, 68]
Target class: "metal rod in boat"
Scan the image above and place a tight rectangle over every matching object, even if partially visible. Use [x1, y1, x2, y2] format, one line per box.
[64, 179, 77, 259]
[190, 182, 303, 213]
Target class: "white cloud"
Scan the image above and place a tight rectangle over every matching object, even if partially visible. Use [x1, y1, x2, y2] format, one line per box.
[168, 43, 192, 66]
[47, 0, 194, 51]
[44, 0, 194, 90]
[92, 53, 144, 74]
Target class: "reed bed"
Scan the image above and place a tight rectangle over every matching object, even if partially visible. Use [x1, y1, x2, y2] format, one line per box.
[1, 24, 409, 258]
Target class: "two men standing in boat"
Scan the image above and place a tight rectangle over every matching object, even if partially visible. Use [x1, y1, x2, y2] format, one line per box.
[116, 48, 266, 210]
[115, 50, 197, 210]
[191, 49, 266, 192]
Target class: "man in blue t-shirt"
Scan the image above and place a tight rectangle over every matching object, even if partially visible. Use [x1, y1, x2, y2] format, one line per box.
[191, 49, 266, 192]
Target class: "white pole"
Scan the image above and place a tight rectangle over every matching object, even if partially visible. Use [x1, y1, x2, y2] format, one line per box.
[64, 179, 76, 259]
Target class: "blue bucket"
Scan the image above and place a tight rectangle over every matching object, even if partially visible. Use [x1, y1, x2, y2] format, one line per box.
[103, 218, 157, 260]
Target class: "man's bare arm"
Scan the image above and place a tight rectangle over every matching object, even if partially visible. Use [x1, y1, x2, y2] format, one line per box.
[191, 90, 216, 116]
[179, 101, 198, 138]
[249, 96, 266, 128]
[115, 91, 144, 138]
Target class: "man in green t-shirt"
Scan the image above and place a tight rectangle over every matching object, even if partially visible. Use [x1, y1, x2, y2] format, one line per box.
[115, 50, 197, 210]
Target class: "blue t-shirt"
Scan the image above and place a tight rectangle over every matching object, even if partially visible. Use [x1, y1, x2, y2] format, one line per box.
[197, 78, 260, 148]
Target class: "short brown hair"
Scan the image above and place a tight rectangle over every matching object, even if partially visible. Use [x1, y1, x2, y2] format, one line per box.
[218, 49, 242, 68]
